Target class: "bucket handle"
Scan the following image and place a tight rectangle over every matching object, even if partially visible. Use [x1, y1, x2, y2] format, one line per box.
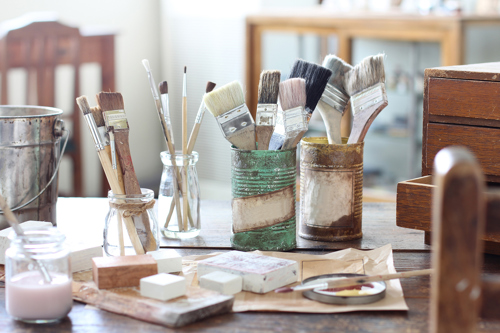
[0, 126, 70, 214]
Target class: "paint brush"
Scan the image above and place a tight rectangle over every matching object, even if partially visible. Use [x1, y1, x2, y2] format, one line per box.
[77, 96, 144, 255]
[187, 81, 216, 153]
[317, 55, 352, 144]
[96, 92, 157, 252]
[0, 193, 52, 283]
[203, 81, 256, 150]
[283, 59, 332, 149]
[275, 269, 433, 293]
[181, 66, 188, 232]
[345, 54, 388, 144]
[255, 70, 280, 150]
[268, 78, 307, 151]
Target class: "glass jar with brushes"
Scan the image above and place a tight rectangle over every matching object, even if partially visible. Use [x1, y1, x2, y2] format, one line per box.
[158, 151, 201, 239]
[103, 188, 159, 256]
[5, 226, 72, 323]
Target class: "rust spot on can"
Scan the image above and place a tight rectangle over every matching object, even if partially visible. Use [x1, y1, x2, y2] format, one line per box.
[299, 137, 363, 242]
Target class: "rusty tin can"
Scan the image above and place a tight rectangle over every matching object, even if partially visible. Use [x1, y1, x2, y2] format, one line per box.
[231, 147, 297, 251]
[299, 137, 363, 241]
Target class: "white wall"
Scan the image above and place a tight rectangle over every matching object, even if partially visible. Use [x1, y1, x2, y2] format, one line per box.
[0, 0, 163, 196]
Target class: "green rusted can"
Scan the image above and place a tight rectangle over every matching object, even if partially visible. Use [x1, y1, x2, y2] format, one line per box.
[230, 147, 297, 251]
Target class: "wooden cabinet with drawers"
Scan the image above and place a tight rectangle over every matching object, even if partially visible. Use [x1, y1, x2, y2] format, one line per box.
[397, 62, 500, 254]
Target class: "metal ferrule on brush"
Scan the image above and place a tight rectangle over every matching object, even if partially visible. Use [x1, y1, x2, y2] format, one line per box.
[83, 114, 104, 151]
[320, 83, 349, 113]
[160, 94, 174, 144]
[283, 106, 307, 133]
[255, 103, 278, 126]
[216, 103, 254, 138]
[194, 101, 206, 124]
[350, 82, 387, 115]
[97, 126, 110, 146]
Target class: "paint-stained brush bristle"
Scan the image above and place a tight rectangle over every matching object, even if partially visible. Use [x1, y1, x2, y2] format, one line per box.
[344, 54, 386, 96]
[159, 81, 168, 95]
[279, 78, 306, 111]
[91, 106, 104, 127]
[257, 70, 281, 104]
[76, 96, 91, 115]
[323, 55, 352, 95]
[206, 81, 216, 93]
[96, 92, 125, 111]
[203, 81, 245, 117]
[289, 59, 332, 113]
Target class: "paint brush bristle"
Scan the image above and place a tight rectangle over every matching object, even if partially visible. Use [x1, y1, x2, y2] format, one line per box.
[289, 59, 332, 113]
[257, 70, 281, 104]
[206, 81, 216, 93]
[142, 59, 151, 72]
[96, 92, 125, 111]
[159, 81, 168, 95]
[323, 55, 352, 95]
[344, 54, 386, 96]
[91, 106, 104, 127]
[76, 96, 91, 115]
[279, 78, 306, 111]
[203, 81, 245, 117]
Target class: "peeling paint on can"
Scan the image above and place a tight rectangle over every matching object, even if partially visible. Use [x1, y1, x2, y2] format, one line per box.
[230, 147, 297, 251]
[299, 137, 363, 241]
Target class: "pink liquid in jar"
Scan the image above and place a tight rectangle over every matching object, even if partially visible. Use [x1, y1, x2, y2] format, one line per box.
[6, 270, 72, 322]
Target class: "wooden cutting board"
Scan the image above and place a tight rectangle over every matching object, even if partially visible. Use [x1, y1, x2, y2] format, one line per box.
[72, 271, 234, 328]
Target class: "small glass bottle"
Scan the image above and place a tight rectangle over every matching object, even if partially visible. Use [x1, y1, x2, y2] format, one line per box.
[5, 226, 72, 324]
[104, 188, 159, 256]
[158, 151, 200, 239]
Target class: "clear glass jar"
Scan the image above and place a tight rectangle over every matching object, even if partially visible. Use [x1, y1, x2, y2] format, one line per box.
[104, 188, 159, 256]
[158, 151, 200, 239]
[5, 226, 72, 324]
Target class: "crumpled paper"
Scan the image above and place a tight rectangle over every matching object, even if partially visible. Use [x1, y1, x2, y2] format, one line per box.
[181, 244, 408, 313]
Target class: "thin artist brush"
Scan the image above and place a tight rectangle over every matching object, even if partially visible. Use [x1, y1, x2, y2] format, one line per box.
[345, 54, 387, 144]
[203, 81, 256, 150]
[187, 81, 216, 153]
[181, 66, 188, 232]
[255, 70, 280, 150]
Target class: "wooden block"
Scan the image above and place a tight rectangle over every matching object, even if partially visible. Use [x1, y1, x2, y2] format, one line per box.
[197, 251, 298, 293]
[0, 221, 52, 264]
[92, 254, 157, 289]
[147, 249, 182, 273]
[70, 243, 103, 273]
[140, 273, 186, 301]
[199, 271, 242, 295]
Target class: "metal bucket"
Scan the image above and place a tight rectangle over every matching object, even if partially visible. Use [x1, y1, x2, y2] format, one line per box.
[231, 147, 297, 251]
[0, 106, 67, 229]
[299, 137, 363, 241]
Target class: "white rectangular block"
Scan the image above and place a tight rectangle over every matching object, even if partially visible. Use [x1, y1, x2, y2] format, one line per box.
[199, 271, 242, 295]
[0, 221, 53, 264]
[197, 251, 298, 294]
[147, 249, 182, 273]
[70, 243, 103, 273]
[140, 273, 186, 301]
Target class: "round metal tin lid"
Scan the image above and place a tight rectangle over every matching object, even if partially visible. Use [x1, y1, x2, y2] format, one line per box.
[302, 273, 386, 305]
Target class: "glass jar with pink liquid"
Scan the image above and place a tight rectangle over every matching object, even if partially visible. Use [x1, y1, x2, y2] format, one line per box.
[5, 227, 72, 323]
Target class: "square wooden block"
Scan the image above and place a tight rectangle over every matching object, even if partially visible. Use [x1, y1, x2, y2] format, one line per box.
[92, 254, 157, 289]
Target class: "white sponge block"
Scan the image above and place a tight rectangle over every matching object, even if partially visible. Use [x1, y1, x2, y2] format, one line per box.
[147, 249, 182, 273]
[0, 221, 53, 264]
[140, 273, 186, 301]
[69, 243, 103, 273]
[199, 271, 242, 295]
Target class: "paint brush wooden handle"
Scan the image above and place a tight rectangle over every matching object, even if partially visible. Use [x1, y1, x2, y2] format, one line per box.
[181, 67, 188, 232]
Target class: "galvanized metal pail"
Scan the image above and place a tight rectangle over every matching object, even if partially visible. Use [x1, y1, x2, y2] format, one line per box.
[231, 147, 297, 251]
[299, 137, 363, 241]
[0, 106, 66, 229]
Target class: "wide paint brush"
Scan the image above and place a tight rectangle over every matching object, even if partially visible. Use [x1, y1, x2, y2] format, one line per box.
[96, 92, 157, 252]
[345, 54, 388, 144]
[317, 55, 352, 144]
[203, 81, 256, 150]
[275, 269, 433, 293]
[255, 70, 280, 150]
[268, 78, 307, 151]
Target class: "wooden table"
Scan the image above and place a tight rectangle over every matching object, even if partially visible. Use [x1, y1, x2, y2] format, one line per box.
[245, 8, 500, 134]
[0, 198, 499, 332]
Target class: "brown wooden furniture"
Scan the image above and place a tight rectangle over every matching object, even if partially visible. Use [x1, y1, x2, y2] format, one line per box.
[397, 62, 500, 254]
[245, 9, 500, 136]
[0, 198, 498, 331]
[0, 14, 116, 197]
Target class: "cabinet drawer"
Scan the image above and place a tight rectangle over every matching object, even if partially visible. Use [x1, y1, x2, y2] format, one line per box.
[428, 77, 500, 123]
[425, 123, 500, 179]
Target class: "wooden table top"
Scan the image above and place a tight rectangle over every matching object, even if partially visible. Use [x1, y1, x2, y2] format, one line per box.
[0, 198, 499, 332]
